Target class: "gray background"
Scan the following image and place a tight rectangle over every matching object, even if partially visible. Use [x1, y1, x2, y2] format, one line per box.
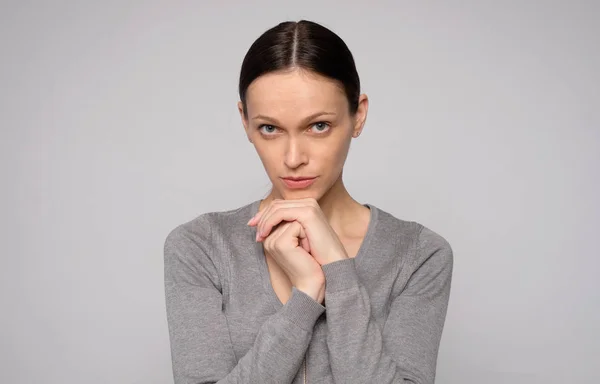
[1, 1, 598, 383]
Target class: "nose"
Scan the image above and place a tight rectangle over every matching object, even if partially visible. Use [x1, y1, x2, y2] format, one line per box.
[284, 136, 308, 169]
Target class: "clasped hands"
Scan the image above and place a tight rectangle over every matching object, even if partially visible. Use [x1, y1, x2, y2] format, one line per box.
[247, 198, 349, 304]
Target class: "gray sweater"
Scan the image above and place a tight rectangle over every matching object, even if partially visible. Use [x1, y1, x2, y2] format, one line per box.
[164, 199, 453, 384]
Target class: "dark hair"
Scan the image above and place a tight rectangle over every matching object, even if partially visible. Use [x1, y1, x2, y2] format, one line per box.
[238, 20, 360, 117]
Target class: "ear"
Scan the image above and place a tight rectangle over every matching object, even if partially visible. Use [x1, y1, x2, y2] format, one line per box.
[352, 94, 369, 138]
[238, 101, 252, 143]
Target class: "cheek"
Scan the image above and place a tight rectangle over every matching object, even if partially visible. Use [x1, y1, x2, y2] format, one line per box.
[329, 128, 353, 156]
[254, 144, 280, 172]
[322, 142, 345, 160]
[318, 137, 351, 169]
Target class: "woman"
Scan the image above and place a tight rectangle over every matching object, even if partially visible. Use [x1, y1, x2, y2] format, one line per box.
[164, 20, 453, 384]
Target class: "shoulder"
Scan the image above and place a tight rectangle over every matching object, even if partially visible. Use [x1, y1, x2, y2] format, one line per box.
[164, 200, 258, 251]
[371, 205, 453, 271]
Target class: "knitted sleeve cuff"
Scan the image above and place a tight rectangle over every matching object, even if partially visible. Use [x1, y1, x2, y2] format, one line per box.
[322, 258, 360, 293]
[278, 287, 325, 331]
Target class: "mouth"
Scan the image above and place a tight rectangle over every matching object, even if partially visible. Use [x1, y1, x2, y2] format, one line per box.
[281, 176, 317, 189]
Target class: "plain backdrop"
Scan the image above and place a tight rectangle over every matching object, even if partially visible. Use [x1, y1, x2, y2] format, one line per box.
[1, 1, 599, 383]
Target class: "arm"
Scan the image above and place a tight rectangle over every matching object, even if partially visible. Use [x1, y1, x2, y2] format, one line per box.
[321, 227, 453, 384]
[164, 222, 325, 384]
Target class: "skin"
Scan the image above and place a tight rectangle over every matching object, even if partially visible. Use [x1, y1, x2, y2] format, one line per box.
[238, 67, 370, 303]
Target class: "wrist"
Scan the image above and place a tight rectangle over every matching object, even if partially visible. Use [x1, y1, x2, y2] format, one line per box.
[296, 279, 325, 303]
[321, 254, 349, 266]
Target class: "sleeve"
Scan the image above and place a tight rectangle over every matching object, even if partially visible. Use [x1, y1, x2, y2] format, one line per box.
[321, 226, 453, 384]
[164, 222, 325, 384]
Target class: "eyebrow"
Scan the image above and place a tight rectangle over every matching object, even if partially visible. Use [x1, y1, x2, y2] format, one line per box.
[251, 111, 337, 125]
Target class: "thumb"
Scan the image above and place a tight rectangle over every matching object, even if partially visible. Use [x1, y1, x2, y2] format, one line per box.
[300, 236, 311, 254]
[292, 221, 311, 254]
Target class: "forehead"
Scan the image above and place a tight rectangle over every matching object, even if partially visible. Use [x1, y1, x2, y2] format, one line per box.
[245, 69, 348, 117]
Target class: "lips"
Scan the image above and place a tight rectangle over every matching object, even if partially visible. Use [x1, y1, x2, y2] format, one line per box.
[281, 176, 317, 189]
[283, 177, 316, 181]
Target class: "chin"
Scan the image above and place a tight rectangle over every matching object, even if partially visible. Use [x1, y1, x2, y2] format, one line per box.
[278, 189, 323, 201]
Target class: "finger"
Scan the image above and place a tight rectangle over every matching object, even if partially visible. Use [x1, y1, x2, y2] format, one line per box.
[249, 198, 317, 226]
[298, 226, 311, 253]
[263, 221, 289, 250]
[254, 199, 282, 229]
[257, 204, 303, 240]
[248, 199, 282, 226]
[281, 221, 307, 249]
[255, 201, 277, 240]
[286, 221, 312, 255]
[265, 221, 302, 256]
[247, 206, 267, 226]
[256, 200, 310, 239]
[257, 206, 313, 241]
[261, 221, 285, 242]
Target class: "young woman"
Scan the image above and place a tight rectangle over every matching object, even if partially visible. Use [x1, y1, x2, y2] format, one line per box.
[164, 20, 453, 384]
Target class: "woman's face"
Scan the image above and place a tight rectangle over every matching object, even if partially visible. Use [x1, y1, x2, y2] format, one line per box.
[239, 68, 367, 201]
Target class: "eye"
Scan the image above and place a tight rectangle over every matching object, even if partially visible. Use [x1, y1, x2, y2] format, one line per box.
[309, 122, 331, 133]
[258, 124, 279, 135]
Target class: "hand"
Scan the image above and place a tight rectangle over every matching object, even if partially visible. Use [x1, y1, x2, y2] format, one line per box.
[260, 220, 325, 303]
[248, 198, 349, 266]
